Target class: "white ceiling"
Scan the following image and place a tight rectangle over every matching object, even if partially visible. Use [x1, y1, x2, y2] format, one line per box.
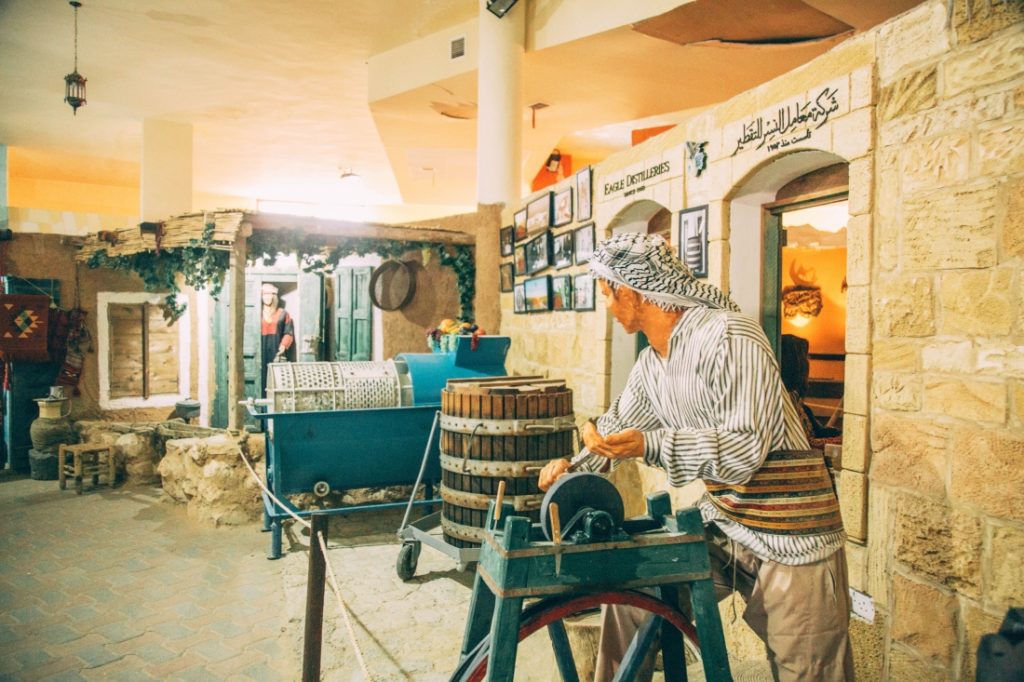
[0, 0, 923, 221]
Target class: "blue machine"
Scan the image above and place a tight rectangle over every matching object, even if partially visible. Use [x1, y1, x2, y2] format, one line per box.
[246, 335, 510, 559]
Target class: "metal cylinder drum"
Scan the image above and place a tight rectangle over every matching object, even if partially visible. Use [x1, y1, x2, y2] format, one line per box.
[439, 384, 576, 548]
[265, 361, 413, 412]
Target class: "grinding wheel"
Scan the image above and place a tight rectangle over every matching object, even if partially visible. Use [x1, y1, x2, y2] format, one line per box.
[540, 472, 624, 541]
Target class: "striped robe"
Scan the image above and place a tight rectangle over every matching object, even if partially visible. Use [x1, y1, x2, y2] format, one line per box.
[589, 306, 845, 566]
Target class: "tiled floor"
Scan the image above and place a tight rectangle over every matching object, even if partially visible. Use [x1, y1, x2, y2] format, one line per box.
[0, 475, 296, 681]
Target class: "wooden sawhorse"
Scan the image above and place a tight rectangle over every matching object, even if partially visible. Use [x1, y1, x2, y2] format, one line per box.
[454, 493, 732, 681]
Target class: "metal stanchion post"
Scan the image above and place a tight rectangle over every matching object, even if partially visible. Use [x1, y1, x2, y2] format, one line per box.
[302, 513, 328, 682]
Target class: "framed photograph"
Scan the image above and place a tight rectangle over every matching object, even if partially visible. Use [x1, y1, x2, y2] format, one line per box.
[551, 274, 573, 311]
[526, 192, 552, 234]
[574, 273, 595, 311]
[552, 231, 574, 269]
[576, 167, 592, 222]
[500, 226, 514, 257]
[524, 276, 551, 313]
[513, 283, 526, 314]
[499, 263, 514, 292]
[678, 205, 709, 278]
[514, 245, 528, 277]
[552, 186, 573, 227]
[525, 232, 551, 274]
[513, 209, 528, 242]
[574, 223, 596, 265]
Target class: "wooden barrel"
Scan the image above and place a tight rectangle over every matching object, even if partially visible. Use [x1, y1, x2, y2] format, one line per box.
[440, 379, 575, 548]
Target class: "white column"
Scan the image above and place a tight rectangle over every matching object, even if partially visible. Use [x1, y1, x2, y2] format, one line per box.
[141, 119, 193, 220]
[476, 0, 524, 205]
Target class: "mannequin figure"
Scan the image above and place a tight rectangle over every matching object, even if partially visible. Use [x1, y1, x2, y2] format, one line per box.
[260, 283, 294, 395]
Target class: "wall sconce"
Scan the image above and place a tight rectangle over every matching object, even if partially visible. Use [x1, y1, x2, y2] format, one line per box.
[545, 149, 562, 173]
[486, 0, 519, 18]
[782, 285, 823, 327]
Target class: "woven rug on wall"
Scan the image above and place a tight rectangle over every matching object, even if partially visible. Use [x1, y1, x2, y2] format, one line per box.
[0, 294, 52, 362]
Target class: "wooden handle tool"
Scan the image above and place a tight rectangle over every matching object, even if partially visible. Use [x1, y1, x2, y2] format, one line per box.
[549, 502, 563, 575]
[494, 479, 507, 523]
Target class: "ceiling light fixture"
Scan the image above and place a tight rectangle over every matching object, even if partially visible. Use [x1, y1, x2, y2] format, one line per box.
[339, 168, 360, 182]
[64, 1, 87, 115]
[486, 0, 519, 18]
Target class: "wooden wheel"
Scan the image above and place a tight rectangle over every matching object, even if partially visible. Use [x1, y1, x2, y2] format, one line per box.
[450, 590, 701, 682]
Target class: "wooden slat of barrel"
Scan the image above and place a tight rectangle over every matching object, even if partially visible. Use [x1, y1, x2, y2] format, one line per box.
[440, 381, 573, 548]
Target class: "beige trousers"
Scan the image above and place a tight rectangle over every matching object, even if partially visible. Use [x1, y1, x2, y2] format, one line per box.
[594, 530, 855, 682]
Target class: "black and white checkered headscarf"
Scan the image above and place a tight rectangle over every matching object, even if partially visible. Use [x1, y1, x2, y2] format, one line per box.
[590, 232, 740, 311]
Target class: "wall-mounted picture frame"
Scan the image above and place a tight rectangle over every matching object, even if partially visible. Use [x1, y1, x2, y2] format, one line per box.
[551, 274, 573, 311]
[524, 275, 551, 313]
[514, 245, 528, 277]
[552, 186, 573, 227]
[526, 192, 552, 234]
[500, 226, 514, 257]
[513, 283, 526, 314]
[513, 208, 528, 241]
[499, 263, 514, 292]
[576, 167, 592, 222]
[552, 231, 574, 269]
[574, 272, 595, 311]
[525, 231, 551, 274]
[678, 205, 709, 278]
[574, 223, 595, 265]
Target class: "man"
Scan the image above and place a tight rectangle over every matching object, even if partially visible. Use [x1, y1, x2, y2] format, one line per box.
[539, 233, 854, 681]
[260, 282, 294, 395]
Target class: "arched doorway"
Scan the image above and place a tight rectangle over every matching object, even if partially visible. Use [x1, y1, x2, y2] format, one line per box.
[728, 150, 849, 430]
[605, 199, 672, 398]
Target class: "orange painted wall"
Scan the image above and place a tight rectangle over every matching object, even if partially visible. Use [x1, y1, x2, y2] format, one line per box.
[780, 246, 846, 357]
[7, 148, 140, 215]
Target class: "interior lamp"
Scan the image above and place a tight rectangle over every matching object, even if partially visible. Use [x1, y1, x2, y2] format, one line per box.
[486, 0, 519, 18]
[64, 1, 87, 115]
[545, 149, 562, 173]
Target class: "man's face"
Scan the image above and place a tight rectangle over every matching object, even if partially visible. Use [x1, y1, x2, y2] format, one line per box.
[261, 288, 278, 306]
[599, 280, 640, 334]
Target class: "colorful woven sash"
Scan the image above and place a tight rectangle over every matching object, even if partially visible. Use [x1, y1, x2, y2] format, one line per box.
[704, 450, 843, 536]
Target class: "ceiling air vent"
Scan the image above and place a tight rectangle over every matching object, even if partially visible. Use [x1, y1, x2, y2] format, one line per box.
[450, 36, 466, 60]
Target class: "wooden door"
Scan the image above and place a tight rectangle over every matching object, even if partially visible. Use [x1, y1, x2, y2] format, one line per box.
[333, 266, 373, 361]
[297, 271, 324, 362]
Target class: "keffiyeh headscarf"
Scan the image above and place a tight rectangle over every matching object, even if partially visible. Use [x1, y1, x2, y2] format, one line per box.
[590, 232, 740, 312]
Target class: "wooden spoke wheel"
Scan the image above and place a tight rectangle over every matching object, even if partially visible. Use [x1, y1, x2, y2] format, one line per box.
[450, 590, 701, 682]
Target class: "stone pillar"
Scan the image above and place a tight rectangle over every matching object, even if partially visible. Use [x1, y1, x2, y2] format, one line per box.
[141, 119, 193, 220]
[476, 0, 524, 205]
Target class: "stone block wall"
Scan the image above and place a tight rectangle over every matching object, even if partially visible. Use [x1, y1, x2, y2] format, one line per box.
[867, 2, 1023, 678]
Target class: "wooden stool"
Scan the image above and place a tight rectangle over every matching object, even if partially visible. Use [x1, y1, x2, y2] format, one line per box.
[58, 443, 116, 494]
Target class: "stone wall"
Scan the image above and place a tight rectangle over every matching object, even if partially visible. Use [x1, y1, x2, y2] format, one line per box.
[495, 0, 1023, 677]
[867, 2, 1023, 678]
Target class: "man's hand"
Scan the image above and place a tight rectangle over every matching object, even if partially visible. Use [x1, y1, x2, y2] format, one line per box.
[538, 458, 571, 491]
[583, 421, 644, 459]
[273, 350, 288, 363]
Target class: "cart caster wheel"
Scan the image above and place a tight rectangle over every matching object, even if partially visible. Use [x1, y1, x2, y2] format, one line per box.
[397, 542, 419, 581]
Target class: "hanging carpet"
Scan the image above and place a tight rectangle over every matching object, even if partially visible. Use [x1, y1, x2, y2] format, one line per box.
[0, 295, 52, 362]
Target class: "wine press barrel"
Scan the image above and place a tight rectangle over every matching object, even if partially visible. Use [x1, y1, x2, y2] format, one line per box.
[439, 378, 576, 548]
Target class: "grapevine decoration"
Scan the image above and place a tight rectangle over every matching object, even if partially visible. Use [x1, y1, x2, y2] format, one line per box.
[87, 223, 475, 323]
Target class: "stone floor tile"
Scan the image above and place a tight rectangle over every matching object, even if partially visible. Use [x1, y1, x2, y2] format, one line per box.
[149, 621, 198, 641]
[167, 664, 217, 681]
[14, 647, 59, 670]
[189, 639, 242, 664]
[91, 622, 145, 644]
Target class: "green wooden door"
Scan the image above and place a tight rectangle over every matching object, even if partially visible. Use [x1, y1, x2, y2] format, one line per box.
[333, 267, 373, 361]
[297, 271, 324, 362]
[761, 212, 783, 359]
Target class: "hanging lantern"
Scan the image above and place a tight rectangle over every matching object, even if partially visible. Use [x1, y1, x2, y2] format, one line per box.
[64, 1, 87, 115]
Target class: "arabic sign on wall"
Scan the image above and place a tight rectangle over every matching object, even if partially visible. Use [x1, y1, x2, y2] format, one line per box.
[730, 86, 844, 157]
[601, 156, 679, 202]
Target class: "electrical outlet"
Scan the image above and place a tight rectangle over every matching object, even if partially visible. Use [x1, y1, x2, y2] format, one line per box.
[850, 588, 875, 623]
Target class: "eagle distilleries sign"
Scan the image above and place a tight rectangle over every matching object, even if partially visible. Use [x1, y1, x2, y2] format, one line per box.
[602, 157, 678, 201]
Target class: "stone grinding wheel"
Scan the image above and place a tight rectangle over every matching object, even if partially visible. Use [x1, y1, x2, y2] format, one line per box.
[540, 472, 624, 542]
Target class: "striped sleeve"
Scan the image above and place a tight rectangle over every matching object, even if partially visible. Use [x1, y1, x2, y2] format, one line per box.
[642, 317, 801, 486]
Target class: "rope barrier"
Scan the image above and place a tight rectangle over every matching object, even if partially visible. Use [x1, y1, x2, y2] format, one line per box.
[237, 445, 311, 529]
[317, 531, 374, 682]
[236, 445, 374, 679]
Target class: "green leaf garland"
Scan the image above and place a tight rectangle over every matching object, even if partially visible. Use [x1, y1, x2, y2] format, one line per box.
[87, 224, 475, 323]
